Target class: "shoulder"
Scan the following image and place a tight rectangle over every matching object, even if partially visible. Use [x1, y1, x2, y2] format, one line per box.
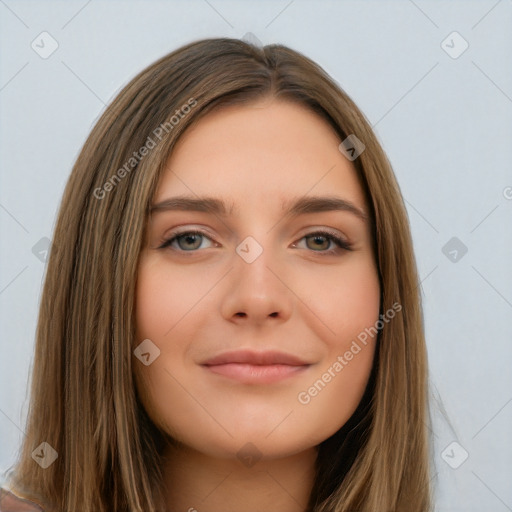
[0, 489, 45, 512]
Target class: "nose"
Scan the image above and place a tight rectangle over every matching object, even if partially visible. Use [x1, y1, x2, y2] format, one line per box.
[220, 242, 293, 326]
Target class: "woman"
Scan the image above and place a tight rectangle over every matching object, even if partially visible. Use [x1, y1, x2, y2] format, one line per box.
[0, 37, 432, 511]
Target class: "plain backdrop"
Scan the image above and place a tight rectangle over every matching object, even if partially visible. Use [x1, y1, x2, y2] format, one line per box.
[1, 1, 511, 510]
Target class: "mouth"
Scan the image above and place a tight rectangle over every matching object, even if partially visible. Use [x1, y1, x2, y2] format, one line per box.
[200, 349, 311, 384]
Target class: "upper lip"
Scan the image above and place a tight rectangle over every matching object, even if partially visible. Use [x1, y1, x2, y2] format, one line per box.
[201, 349, 310, 366]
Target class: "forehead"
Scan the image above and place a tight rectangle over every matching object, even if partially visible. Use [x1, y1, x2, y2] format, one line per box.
[154, 99, 367, 211]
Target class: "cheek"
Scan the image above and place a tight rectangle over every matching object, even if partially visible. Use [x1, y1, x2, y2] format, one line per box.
[133, 258, 218, 440]
[335, 267, 381, 341]
[133, 263, 190, 439]
[289, 259, 380, 435]
[293, 344, 376, 449]
[296, 256, 381, 348]
[134, 258, 205, 342]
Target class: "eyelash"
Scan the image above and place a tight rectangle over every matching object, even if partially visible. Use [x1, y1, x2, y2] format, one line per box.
[157, 228, 353, 255]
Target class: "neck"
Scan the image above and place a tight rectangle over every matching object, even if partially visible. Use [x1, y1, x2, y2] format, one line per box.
[161, 442, 317, 512]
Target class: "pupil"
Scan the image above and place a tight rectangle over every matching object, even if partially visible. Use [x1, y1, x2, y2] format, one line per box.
[311, 235, 327, 250]
[181, 234, 200, 249]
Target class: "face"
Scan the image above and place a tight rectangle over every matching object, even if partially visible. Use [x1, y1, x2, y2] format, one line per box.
[134, 98, 381, 461]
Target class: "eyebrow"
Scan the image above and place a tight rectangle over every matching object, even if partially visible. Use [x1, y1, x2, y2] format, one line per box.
[150, 195, 368, 222]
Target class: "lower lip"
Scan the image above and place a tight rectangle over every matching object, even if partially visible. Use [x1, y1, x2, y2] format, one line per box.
[202, 363, 309, 384]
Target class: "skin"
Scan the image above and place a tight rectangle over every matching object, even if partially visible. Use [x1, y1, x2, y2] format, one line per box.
[134, 97, 381, 512]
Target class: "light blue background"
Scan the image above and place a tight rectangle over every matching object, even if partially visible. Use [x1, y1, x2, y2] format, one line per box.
[1, 1, 511, 510]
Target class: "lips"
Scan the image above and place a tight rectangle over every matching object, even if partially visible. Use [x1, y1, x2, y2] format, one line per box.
[202, 349, 309, 366]
[201, 350, 311, 384]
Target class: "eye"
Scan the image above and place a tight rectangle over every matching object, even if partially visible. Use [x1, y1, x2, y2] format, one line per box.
[157, 228, 352, 255]
[293, 230, 352, 255]
[158, 229, 215, 251]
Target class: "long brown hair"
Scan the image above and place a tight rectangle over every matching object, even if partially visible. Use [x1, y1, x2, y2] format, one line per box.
[4, 37, 432, 511]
